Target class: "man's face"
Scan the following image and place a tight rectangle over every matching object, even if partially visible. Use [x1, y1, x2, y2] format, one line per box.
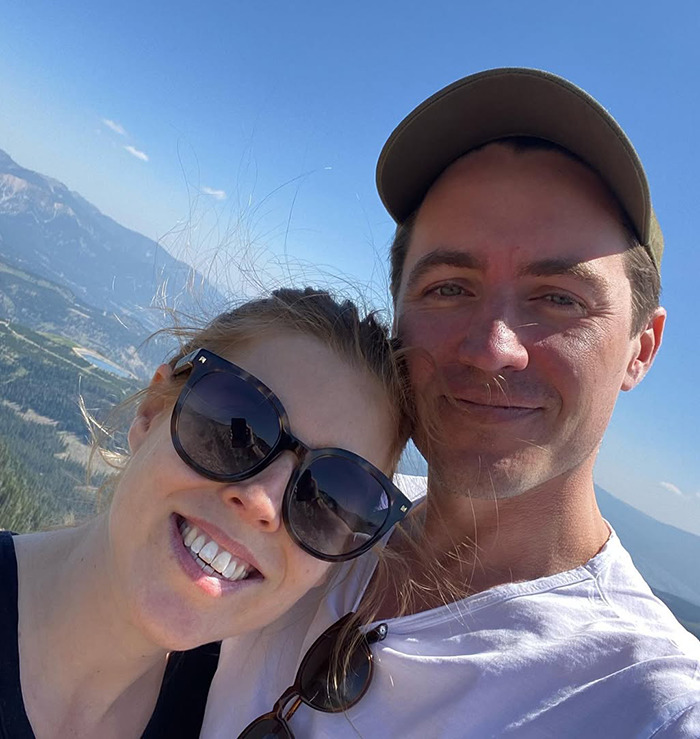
[396, 144, 663, 499]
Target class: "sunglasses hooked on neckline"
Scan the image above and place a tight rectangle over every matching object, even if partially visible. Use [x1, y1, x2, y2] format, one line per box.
[237, 612, 387, 738]
[170, 348, 412, 562]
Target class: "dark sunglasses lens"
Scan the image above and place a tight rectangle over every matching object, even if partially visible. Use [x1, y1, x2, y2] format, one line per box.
[289, 457, 390, 557]
[176, 371, 280, 478]
[299, 628, 372, 711]
[238, 716, 292, 738]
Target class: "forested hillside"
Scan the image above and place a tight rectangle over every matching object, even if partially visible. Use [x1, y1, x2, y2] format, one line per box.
[0, 320, 138, 531]
[0, 256, 161, 379]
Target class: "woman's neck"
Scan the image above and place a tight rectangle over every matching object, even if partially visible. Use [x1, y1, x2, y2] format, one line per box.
[15, 518, 169, 739]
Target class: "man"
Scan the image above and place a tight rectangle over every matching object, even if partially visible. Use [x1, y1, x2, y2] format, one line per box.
[201, 69, 700, 737]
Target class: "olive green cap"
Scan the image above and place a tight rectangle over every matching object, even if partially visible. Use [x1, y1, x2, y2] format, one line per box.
[376, 67, 663, 272]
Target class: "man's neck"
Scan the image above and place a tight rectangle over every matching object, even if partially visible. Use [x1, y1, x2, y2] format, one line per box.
[377, 467, 609, 618]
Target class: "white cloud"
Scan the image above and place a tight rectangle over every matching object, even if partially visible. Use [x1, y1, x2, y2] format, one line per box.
[202, 186, 227, 200]
[659, 481, 684, 497]
[124, 145, 149, 162]
[102, 118, 127, 136]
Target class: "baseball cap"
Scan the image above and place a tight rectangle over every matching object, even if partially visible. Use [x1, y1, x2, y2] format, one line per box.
[376, 67, 663, 272]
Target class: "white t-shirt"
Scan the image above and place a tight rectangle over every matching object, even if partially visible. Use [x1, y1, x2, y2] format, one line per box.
[201, 530, 700, 738]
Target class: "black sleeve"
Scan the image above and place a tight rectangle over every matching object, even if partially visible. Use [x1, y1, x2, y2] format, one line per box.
[142, 641, 221, 739]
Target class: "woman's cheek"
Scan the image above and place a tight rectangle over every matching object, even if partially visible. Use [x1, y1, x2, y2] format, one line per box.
[293, 555, 333, 591]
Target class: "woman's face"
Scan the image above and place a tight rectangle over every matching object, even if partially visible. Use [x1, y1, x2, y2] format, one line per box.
[107, 332, 399, 651]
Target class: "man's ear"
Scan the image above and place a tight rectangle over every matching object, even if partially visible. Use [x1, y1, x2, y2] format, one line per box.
[622, 307, 666, 392]
[127, 364, 174, 453]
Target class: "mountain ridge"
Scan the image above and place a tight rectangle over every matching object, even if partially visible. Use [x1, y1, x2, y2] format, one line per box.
[0, 147, 223, 335]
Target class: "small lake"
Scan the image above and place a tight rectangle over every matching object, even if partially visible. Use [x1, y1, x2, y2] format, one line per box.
[73, 348, 135, 379]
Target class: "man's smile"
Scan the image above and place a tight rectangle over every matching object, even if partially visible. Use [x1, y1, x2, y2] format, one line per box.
[443, 395, 543, 423]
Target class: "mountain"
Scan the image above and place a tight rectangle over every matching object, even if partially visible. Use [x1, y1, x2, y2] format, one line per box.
[596, 485, 700, 607]
[0, 256, 163, 378]
[0, 148, 223, 337]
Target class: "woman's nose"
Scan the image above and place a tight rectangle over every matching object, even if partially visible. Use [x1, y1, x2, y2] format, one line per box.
[220, 452, 297, 531]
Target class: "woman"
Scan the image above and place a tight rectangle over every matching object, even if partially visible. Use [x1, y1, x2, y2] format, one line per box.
[0, 287, 412, 738]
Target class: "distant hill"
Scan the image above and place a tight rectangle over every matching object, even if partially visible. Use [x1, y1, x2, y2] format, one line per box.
[596, 485, 700, 608]
[0, 148, 223, 338]
[0, 256, 161, 379]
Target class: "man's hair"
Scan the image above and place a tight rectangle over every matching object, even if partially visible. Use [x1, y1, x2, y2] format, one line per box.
[389, 137, 661, 336]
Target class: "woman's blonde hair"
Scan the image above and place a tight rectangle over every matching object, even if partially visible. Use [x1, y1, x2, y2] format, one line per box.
[90, 286, 411, 473]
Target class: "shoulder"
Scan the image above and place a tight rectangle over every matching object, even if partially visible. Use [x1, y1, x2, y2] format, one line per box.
[650, 702, 700, 738]
[526, 532, 700, 734]
[367, 535, 700, 737]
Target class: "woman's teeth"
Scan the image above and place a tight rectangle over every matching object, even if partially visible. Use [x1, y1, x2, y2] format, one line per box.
[179, 520, 254, 581]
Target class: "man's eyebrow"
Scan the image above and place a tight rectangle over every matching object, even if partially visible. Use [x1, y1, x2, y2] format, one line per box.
[404, 249, 485, 292]
[518, 258, 607, 289]
[404, 251, 609, 294]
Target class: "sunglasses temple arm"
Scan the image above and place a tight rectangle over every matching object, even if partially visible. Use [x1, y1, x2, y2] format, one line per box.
[172, 350, 200, 377]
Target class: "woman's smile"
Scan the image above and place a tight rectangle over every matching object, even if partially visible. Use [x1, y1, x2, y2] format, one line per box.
[169, 514, 264, 597]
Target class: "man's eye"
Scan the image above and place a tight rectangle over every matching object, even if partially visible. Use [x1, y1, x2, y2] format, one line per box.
[540, 293, 584, 310]
[432, 283, 463, 297]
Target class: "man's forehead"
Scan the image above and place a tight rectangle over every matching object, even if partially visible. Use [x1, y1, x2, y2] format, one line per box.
[423, 141, 618, 206]
[412, 145, 630, 244]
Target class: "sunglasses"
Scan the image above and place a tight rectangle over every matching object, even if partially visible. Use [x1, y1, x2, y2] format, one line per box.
[171, 348, 412, 562]
[237, 612, 387, 738]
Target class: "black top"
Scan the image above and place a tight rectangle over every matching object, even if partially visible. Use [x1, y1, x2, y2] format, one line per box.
[0, 531, 220, 738]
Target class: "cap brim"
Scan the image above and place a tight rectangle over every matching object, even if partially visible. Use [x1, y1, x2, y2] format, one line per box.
[377, 68, 652, 250]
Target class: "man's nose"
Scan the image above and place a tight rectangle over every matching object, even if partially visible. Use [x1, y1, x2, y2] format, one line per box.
[457, 304, 529, 373]
[220, 453, 296, 531]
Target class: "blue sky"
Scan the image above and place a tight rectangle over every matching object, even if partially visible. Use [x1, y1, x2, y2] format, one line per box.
[0, 0, 698, 533]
